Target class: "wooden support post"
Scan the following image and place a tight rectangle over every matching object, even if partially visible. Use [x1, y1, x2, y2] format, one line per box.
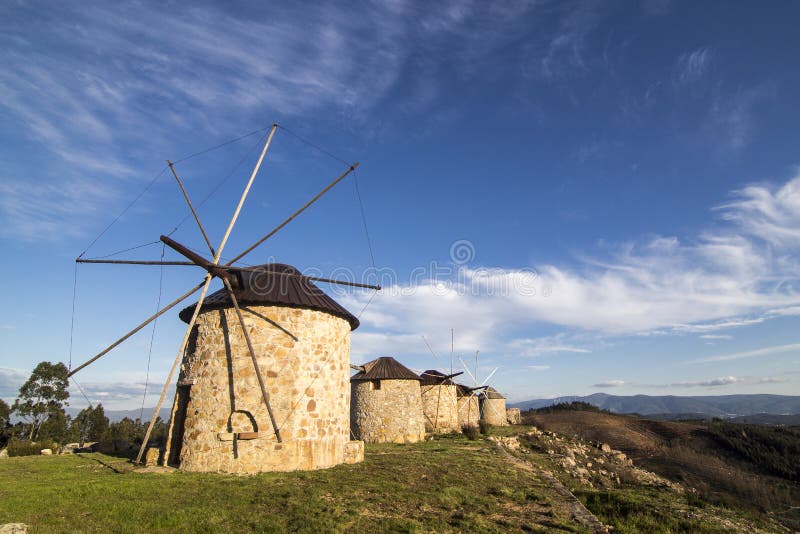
[135, 273, 215, 464]
[222, 277, 282, 442]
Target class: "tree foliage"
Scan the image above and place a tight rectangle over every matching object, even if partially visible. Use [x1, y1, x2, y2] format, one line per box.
[12, 361, 69, 440]
[69, 404, 110, 444]
[0, 398, 10, 447]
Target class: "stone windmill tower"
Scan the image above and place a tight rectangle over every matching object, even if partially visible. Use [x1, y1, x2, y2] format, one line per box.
[478, 387, 508, 427]
[350, 357, 425, 444]
[165, 264, 363, 472]
[419, 369, 461, 433]
[67, 124, 379, 473]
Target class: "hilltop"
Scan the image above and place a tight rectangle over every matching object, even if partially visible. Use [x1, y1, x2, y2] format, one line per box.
[523, 405, 800, 530]
[2, 412, 796, 532]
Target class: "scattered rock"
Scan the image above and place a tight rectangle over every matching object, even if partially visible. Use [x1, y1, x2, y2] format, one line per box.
[0, 524, 27, 533]
[561, 456, 577, 468]
[143, 447, 162, 467]
[0, 449, 8, 459]
[61, 443, 80, 455]
[599, 443, 612, 453]
[40, 449, 52, 456]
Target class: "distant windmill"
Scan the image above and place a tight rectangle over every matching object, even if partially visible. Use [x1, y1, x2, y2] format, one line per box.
[458, 351, 507, 427]
[67, 124, 380, 472]
[419, 330, 469, 433]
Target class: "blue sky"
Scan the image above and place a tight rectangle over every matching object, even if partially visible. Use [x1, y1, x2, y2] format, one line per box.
[1, 0, 799, 410]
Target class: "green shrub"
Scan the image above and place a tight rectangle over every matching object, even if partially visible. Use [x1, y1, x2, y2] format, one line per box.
[462, 424, 480, 440]
[703, 422, 800, 482]
[478, 420, 490, 435]
[7, 438, 59, 457]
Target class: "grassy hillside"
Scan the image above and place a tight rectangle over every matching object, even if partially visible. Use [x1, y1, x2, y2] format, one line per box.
[0, 426, 786, 532]
[0, 434, 581, 533]
[523, 407, 800, 531]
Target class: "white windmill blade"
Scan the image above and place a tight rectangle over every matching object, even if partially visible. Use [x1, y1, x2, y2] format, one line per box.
[480, 366, 499, 387]
[421, 335, 445, 367]
[458, 356, 478, 384]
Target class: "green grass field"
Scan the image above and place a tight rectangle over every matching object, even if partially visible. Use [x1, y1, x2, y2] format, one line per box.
[0, 433, 581, 533]
[1, 428, 785, 533]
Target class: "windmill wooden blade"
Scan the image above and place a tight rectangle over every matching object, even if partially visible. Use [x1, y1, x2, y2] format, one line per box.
[221, 277, 282, 442]
[480, 367, 499, 386]
[75, 259, 380, 290]
[160, 235, 214, 269]
[421, 335, 444, 366]
[68, 280, 206, 377]
[225, 162, 359, 266]
[458, 356, 478, 385]
[77, 259, 195, 266]
[168, 159, 215, 256]
[215, 124, 277, 265]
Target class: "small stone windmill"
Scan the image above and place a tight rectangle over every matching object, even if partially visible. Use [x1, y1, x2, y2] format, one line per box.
[68, 125, 379, 472]
[458, 351, 508, 427]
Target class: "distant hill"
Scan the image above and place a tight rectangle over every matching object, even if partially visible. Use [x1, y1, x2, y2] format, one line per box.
[66, 406, 172, 423]
[511, 393, 800, 418]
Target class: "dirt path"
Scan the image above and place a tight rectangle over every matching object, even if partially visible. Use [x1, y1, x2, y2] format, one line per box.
[493, 442, 609, 534]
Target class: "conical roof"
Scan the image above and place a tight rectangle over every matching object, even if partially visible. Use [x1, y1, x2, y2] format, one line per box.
[351, 357, 421, 381]
[480, 386, 505, 399]
[455, 383, 475, 397]
[178, 263, 359, 330]
[419, 369, 457, 386]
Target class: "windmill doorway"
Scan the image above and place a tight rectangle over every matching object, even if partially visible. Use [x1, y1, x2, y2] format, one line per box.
[167, 384, 191, 467]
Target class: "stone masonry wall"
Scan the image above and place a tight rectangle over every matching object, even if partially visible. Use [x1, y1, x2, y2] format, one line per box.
[350, 380, 425, 443]
[420, 384, 459, 433]
[481, 398, 508, 426]
[164, 305, 356, 473]
[457, 395, 480, 428]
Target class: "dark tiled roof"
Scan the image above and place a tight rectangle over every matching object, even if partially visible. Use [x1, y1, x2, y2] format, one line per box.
[419, 369, 456, 386]
[178, 263, 359, 330]
[480, 386, 506, 399]
[351, 357, 421, 381]
[455, 383, 475, 397]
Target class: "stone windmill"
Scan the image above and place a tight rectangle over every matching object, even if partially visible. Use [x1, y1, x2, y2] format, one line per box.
[67, 124, 380, 472]
[458, 351, 508, 427]
[420, 332, 470, 432]
[349, 356, 426, 444]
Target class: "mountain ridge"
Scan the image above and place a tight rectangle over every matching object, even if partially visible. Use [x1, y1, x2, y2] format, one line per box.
[511, 393, 800, 417]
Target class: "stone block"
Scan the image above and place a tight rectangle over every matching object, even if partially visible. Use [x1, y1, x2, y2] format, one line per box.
[343, 440, 364, 464]
[143, 447, 161, 467]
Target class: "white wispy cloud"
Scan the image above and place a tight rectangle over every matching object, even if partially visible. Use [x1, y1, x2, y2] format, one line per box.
[0, 1, 542, 240]
[671, 375, 743, 387]
[690, 343, 800, 364]
[700, 334, 732, 340]
[0, 367, 28, 399]
[706, 83, 775, 153]
[507, 337, 592, 357]
[674, 47, 712, 86]
[349, 173, 800, 353]
[592, 379, 625, 388]
[758, 377, 789, 384]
